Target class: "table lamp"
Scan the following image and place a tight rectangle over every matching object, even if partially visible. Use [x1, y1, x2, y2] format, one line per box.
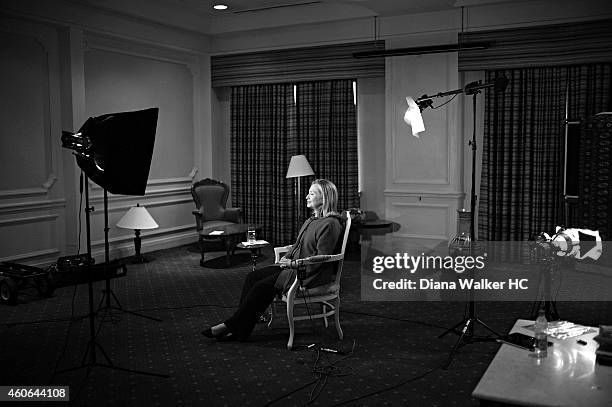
[286, 154, 315, 226]
[116, 204, 159, 263]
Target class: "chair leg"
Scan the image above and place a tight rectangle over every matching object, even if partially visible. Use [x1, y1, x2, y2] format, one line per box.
[199, 237, 206, 267]
[267, 301, 276, 329]
[224, 238, 232, 267]
[286, 299, 295, 350]
[322, 304, 329, 328]
[334, 296, 343, 340]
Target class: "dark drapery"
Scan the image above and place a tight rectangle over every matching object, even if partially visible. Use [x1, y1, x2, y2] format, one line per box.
[212, 41, 384, 87]
[571, 65, 612, 238]
[458, 19, 612, 71]
[479, 64, 612, 241]
[230, 84, 295, 245]
[295, 80, 360, 224]
[230, 80, 359, 245]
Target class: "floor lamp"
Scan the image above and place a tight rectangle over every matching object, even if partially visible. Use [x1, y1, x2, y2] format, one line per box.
[286, 155, 314, 234]
[405, 76, 508, 368]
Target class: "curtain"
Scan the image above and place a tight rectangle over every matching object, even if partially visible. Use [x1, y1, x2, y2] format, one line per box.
[458, 19, 612, 71]
[479, 67, 570, 241]
[230, 84, 295, 245]
[479, 64, 612, 241]
[570, 65, 612, 237]
[296, 80, 360, 223]
[567, 64, 612, 120]
[212, 41, 384, 87]
[230, 79, 359, 245]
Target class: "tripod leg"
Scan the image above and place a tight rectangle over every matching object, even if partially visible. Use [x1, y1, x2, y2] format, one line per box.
[97, 363, 169, 378]
[438, 318, 468, 338]
[551, 301, 560, 321]
[99, 288, 162, 322]
[474, 318, 500, 337]
[81, 341, 93, 365]
[443, 319, 472, 369]
[118, 308, 162, 322]
[94, 342, 113, 366]
[97, 290, 107, 311]
[110, 290, 123, 309]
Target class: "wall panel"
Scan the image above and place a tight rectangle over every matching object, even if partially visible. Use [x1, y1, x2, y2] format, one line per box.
[384, 36, 464, 239]
[0, 16, 66, 265]
[80, 32, 202, 259]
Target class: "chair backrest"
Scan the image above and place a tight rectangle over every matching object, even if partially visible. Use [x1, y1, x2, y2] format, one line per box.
[333, 211, 352, 285]
[191, 178, 229, 221]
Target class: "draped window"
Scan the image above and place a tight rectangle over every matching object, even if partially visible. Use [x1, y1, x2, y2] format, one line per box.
[478, 64, 612, 241]
[230, 79, 359, 245]
[459, 19, 612, 241]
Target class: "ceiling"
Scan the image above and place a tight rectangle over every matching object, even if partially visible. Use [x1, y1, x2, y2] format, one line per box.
[70, 0, 470, 34]
[164, 0, 459, 17]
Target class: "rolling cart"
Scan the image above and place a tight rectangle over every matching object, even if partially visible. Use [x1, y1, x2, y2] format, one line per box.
[0, 262, 55, 305]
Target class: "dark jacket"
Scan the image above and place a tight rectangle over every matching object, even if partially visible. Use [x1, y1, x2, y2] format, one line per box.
[274, 214, 344, 293]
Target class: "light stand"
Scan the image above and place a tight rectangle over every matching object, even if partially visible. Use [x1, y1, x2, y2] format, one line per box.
[437, 90, 500, 369]
[56, 108, 167, 381]
[408, 78, 508, 368]
[55, 173, 167, 379]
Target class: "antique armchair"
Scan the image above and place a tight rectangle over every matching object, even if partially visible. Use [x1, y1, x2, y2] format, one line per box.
[191, 178, 243, 264]
[269, 211, 352, 350]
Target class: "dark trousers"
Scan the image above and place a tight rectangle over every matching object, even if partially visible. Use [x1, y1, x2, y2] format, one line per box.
[224, 265, 282, 337]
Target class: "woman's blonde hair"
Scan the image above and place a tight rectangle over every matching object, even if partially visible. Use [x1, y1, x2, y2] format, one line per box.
[311, 179, 338, 218]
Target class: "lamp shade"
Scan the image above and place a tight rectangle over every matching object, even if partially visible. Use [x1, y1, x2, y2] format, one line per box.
[116, 204, 158, 230]
[286, 155, 315, 178]
[403, 96, 425, 137]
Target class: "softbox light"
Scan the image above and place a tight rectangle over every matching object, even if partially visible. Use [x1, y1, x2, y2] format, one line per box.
[62, 108, 158, 196]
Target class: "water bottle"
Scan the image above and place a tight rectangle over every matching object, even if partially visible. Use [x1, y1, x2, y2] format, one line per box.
[534, 309, 548, 358]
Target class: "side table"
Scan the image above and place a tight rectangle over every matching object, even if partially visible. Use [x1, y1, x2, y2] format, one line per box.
[236, 242, 270, 273]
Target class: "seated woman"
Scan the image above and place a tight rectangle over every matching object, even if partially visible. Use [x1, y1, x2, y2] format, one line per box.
[202, 178, 343, 341]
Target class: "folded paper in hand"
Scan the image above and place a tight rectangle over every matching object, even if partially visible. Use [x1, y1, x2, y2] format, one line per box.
[241, 240, 269, 246]
[209, 230, 224, 235]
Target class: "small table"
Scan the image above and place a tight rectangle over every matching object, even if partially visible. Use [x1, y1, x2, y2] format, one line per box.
[358, 219, 393, 245]
[472, 319, 611, 406]
[236, 242, 270, 273]
[198, 224, 262, 267]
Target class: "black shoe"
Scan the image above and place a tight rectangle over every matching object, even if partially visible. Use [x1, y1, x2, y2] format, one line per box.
[201, 327, 226, 339]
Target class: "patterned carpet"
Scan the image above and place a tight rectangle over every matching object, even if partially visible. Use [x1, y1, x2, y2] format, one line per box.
[1, 243, 610, 406]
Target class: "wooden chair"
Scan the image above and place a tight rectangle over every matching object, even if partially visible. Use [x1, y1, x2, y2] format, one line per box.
[269, 211, 352, 350]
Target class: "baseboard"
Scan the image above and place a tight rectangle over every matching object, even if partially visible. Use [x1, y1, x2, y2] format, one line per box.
[91, 230, 197, 262]
[3, 231, 197, 267]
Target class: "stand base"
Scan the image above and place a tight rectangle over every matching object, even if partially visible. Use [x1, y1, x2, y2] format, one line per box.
[97, 288, 162, 322]
[55, 339, 168, 378]
[439, 316, 500, 369]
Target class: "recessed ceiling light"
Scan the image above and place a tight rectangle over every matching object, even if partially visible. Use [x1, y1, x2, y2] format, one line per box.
[213, 4, 228, 10]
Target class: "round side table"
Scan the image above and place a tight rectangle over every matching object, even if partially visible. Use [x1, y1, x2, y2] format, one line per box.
[236, 242, 270, 272]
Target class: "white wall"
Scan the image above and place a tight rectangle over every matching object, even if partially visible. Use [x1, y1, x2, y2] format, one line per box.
[0, 16, 66, 264]
[385, 46, 464, 239]
[0, 4, 211, 265]
[358, 77, 386, 219]
[211, 87, 232, 202]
